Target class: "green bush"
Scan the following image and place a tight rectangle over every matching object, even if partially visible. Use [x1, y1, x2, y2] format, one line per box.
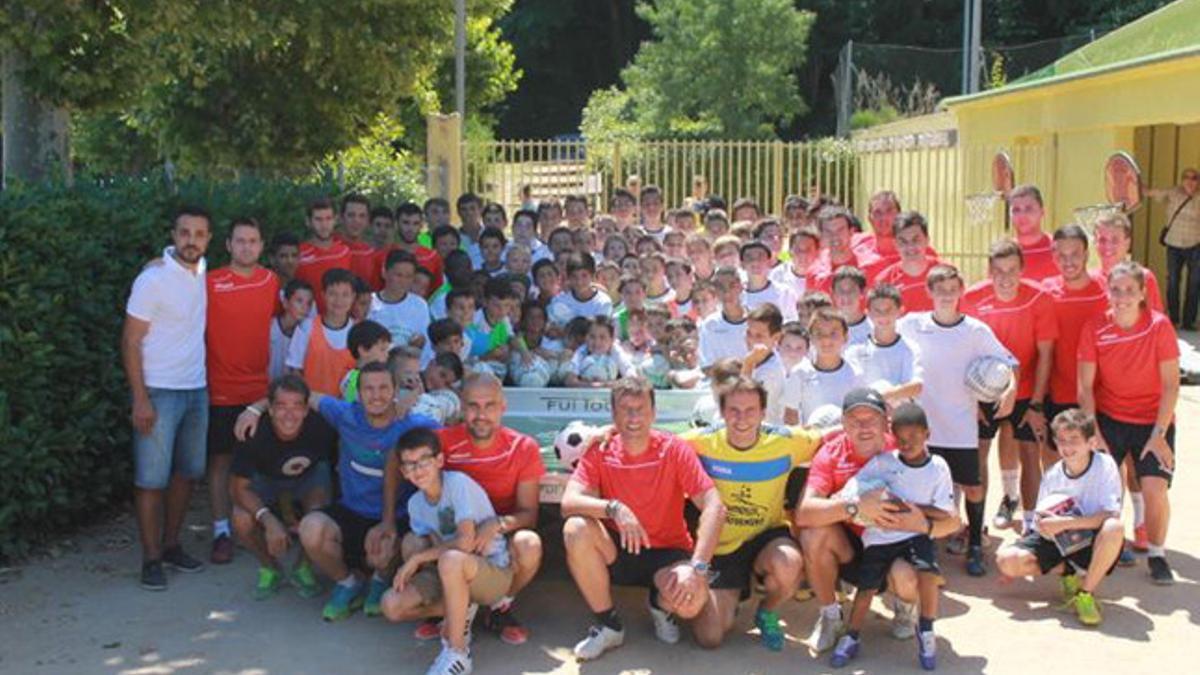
[850, 105, 900, 130]
[0, 172, 417, 560]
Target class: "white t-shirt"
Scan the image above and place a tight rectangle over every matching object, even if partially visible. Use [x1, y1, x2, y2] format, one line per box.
[428, 289, 449, 320]
[568, 344, 636, 378]
[847, 316, 873, 346]
[846, 335, 922, 389]
[268, 317, 295, 382]
[125, 247, 207, 389]
[1034, 452, 1122, 537]
[769, 265, 808, 303]
[898, 312, 1016, 448]
[698, 311, 749, 368]
[547, 289, 613, 325]
[783, 358, 863, 424]
[286, 317, 354, 369]
[855, 451, 956, 547]
[754, 352, 789, 425]
[742, 281, 798, 321]
[408, 471, 510, 568]
[368, 291, 431, 348]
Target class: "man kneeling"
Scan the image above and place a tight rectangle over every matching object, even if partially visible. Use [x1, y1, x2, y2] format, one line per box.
[380, 428, 513, 675]
[995, 409, 1124, 626]
[561, 377, 726, 661]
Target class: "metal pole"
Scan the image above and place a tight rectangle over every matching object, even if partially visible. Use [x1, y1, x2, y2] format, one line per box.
[455, 0, 466, 119]
[961, 0, 971, 94]
[970, 0, 982, 94]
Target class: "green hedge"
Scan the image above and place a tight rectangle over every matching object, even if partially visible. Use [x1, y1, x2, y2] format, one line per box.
[0, 173, 377, 560]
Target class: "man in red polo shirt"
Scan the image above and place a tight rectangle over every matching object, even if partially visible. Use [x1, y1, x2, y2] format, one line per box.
[853, 190, 901, 267]
[296, 197, 351, 314]
[963, 240, 1057, 535]
[375, 202, 444, 294]
[337, 194, 377, 289]
[561, 377, 725, 662]
[808, 207, 883, 293]
[432, 372, 545, 645]
[206, 217, 280, 564]
[875, 212, 940, 314]
[1008, 185, 1058, 282]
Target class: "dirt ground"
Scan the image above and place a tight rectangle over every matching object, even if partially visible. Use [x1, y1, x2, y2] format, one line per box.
[2, 387, 1199, 675]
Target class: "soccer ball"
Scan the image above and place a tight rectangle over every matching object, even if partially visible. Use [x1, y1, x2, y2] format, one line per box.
[550, 357, 575, 386]
[965, 355, 1012, 403]
[510, 354, 553, 388]
[388, 324, 415, 348]
[637, 352, 672, 389]
[554, 421, 601, 470]
[410, 390, 461, 424]
[548, 301, 575, 326]
[471, 359, 509, 382]
[806, 404, 843, 430]
[579, 354, 619, 382]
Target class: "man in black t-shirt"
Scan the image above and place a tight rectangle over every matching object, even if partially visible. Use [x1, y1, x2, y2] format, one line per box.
[230, 374, 337, 600]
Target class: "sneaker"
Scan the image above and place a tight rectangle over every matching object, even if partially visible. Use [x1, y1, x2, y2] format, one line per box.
[916, 630, 937, 670]
[809, 609, 845, 653]
[210, 534, 234, 565]
[573, 625, 625, 661]
[829, 634, 860, 668]
[1059, 574, 1081, 605]
[1070, 591, 1102, 626]
[889, 595, 917, 640]
[1132, 525, 1149, 552]
[484, 606, 530, 646]
[363, 576, 389, 617]
[648, 601, 680, 644]
[1148, 556, 1176, 586]
[414, 618, 444, 641]
[291, 561, 321, 599]
[966, 546, 986, 577]
[426, 645, 472, 675]
[946, 530, 968, 556]
[162, 545, 205, 573]
[754, 606, 785, 652]
[140, 560, 167, 591]
[1118, 546, 1137, 567]
[992, 496, 1018, 530]
[254, 566, 282, 601]
[322, 582, 365, 622]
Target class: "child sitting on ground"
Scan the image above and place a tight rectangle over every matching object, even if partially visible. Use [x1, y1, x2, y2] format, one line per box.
[564, 316, 635, 388]
[340, 320, 391, 403]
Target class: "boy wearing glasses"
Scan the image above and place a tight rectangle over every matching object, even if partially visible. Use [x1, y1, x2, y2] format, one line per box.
[380, 428, 513, 675]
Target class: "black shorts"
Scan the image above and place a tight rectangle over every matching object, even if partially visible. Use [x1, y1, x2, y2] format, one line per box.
[207, 405, 243, 456]
[835, 526, 887, 592]
[929, 446, 981, 487]
[855, 535, 940, 591]
[1015, 531, 1117, 576]
[323, 502, 409, 571]
[609, 546, 690, 588]
[711, 526, 796, 599]
[978, 399, 1036, 442]
[1097, 413, 1175, 486]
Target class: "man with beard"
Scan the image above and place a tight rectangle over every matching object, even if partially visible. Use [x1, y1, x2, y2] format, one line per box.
[123, 206, 213, 590]
[338, 194, 377, 290]
[378, 202, 443, 294]
[296, 197, 352, 314]
[1007, 185, 1059, 282]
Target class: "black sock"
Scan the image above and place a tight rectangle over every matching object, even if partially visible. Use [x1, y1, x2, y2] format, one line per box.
[648, 587, 664, 612]
[919, 616, 935, 633]
[847, 629, 861, 640]
[595, 608, 623, 631]
[966, 499, 985, 548]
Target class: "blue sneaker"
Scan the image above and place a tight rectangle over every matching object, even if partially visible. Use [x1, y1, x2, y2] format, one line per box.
[917, 630, 937, 670]
[830, 634, 860, 668]
[754, 606, 785, 651]
[1117, 546, 1137, 567]
[322, 582, 365, 622]
[363, 576, 390, 617]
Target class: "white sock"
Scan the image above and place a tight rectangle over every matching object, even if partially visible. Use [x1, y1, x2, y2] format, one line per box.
[822, 603, 842, 620]
[1131, 493, 1145, 528]
[1148, 545, 1165, 558]
[1023, 511, 1035, 531]
[953, 485, 963, 513]
[213, 519, 231, 538]
[1001, 471, 1020, 502]
[337, 574, 359, 589]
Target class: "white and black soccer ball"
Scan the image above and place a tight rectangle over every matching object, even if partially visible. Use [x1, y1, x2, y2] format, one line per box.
[550, 357, 575, 386]
[965, 355, 1012, 403]
[471, 359, 509, 382]
[579, 354, 619, 382]
[410, 392, 452, 424]
[806, 404, 844, 430]
[548, 301, 575, 326]
[510, 354, 553, 388]
[637, 352, 672, 389]
[554, 421, 601, 471]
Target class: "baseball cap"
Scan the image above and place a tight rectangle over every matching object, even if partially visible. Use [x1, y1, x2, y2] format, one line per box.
[890, 401, 928, 429]
[842, 387, 886, 416]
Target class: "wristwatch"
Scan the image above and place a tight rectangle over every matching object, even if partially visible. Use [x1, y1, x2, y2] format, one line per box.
[689, 559, 710, 574]
[844, 501, 860, 519]
[1028, 400, 1044, 412]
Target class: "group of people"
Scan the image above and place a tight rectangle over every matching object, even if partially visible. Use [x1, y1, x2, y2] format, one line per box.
[121, 176, 1184, 674]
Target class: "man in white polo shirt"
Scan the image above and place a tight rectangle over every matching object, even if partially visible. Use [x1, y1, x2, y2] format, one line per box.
[123, 206, 212, 591]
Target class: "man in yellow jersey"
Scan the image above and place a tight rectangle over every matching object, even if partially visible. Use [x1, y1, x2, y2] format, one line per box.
[682, 376, 821, 650]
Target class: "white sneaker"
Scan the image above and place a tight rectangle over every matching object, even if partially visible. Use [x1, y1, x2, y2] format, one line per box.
[809, 609, 845, 653]
[889, 595, 917, 640]
[426, 645, 472, 675]
[573, 625, 625, 661]
[648, 601, 681, 644]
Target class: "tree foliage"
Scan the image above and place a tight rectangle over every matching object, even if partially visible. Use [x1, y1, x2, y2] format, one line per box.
[582, 0, 813, 141]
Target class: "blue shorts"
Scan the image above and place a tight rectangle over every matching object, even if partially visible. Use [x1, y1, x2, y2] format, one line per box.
[250, 462, 333, 506]
[133, 387, 209, 489]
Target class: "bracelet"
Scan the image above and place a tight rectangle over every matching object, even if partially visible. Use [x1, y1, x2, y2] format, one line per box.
[1151, 424, 1167, 438]
[244, 405, 263, 417]
[605, 499, 621, 520]
[255, 506, 271, 523]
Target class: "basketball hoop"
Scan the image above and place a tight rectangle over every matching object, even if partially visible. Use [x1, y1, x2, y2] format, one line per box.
[964, 151, 1014, 228]
[1072, 152, 1144, 232]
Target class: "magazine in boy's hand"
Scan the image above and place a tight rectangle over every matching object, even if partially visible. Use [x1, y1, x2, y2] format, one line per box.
[1035, 494, 1094, 556]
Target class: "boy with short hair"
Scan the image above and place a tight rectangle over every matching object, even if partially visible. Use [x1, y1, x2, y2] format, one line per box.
[698, 267, 750, 371]
[351, 275, 373, 322]
[640, 252, 674, 308]
[831, 266, 872, 346]
[342, 320, 393, 403]
[381, 428, 514, 675]
[846, 283, 923, 401]
[876, 212, 939, 314]
[547, 252, 613, 327]
[564, 317, 636, 388]
[691, 279, 719, 319]
[741, 304, 788, 424]
[269, 232, 302, 286]
[831, 402, 957, 671]
[741, 240, 796, 320]
[995, 409, 1124, 627]
[770, 227, 820, 300]
[467, 278, 520, 371]
[479, 228, 508, 277]
[369, 249, 431, 350]
[777, 321, 810, 372]
[783, 307, 862, 426]
[666, 258, 697, 318]
[270, 279, 315, 381]
[613, 275, 648, 340]
[286, 268, 358, 397]
[796, 290, 833, 331]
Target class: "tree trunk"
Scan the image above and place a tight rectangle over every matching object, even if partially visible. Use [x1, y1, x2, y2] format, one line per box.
[2, 47, 72, 188]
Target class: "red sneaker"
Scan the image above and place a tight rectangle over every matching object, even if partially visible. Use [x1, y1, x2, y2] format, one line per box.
[413, 618, 442, 641]
[486, 607, 530, 645]
[210, 534, 234, 565]
[1133, 525, 1149, 552]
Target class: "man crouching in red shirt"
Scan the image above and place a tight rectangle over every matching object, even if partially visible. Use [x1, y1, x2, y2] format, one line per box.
[562, 377, 726, 661]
